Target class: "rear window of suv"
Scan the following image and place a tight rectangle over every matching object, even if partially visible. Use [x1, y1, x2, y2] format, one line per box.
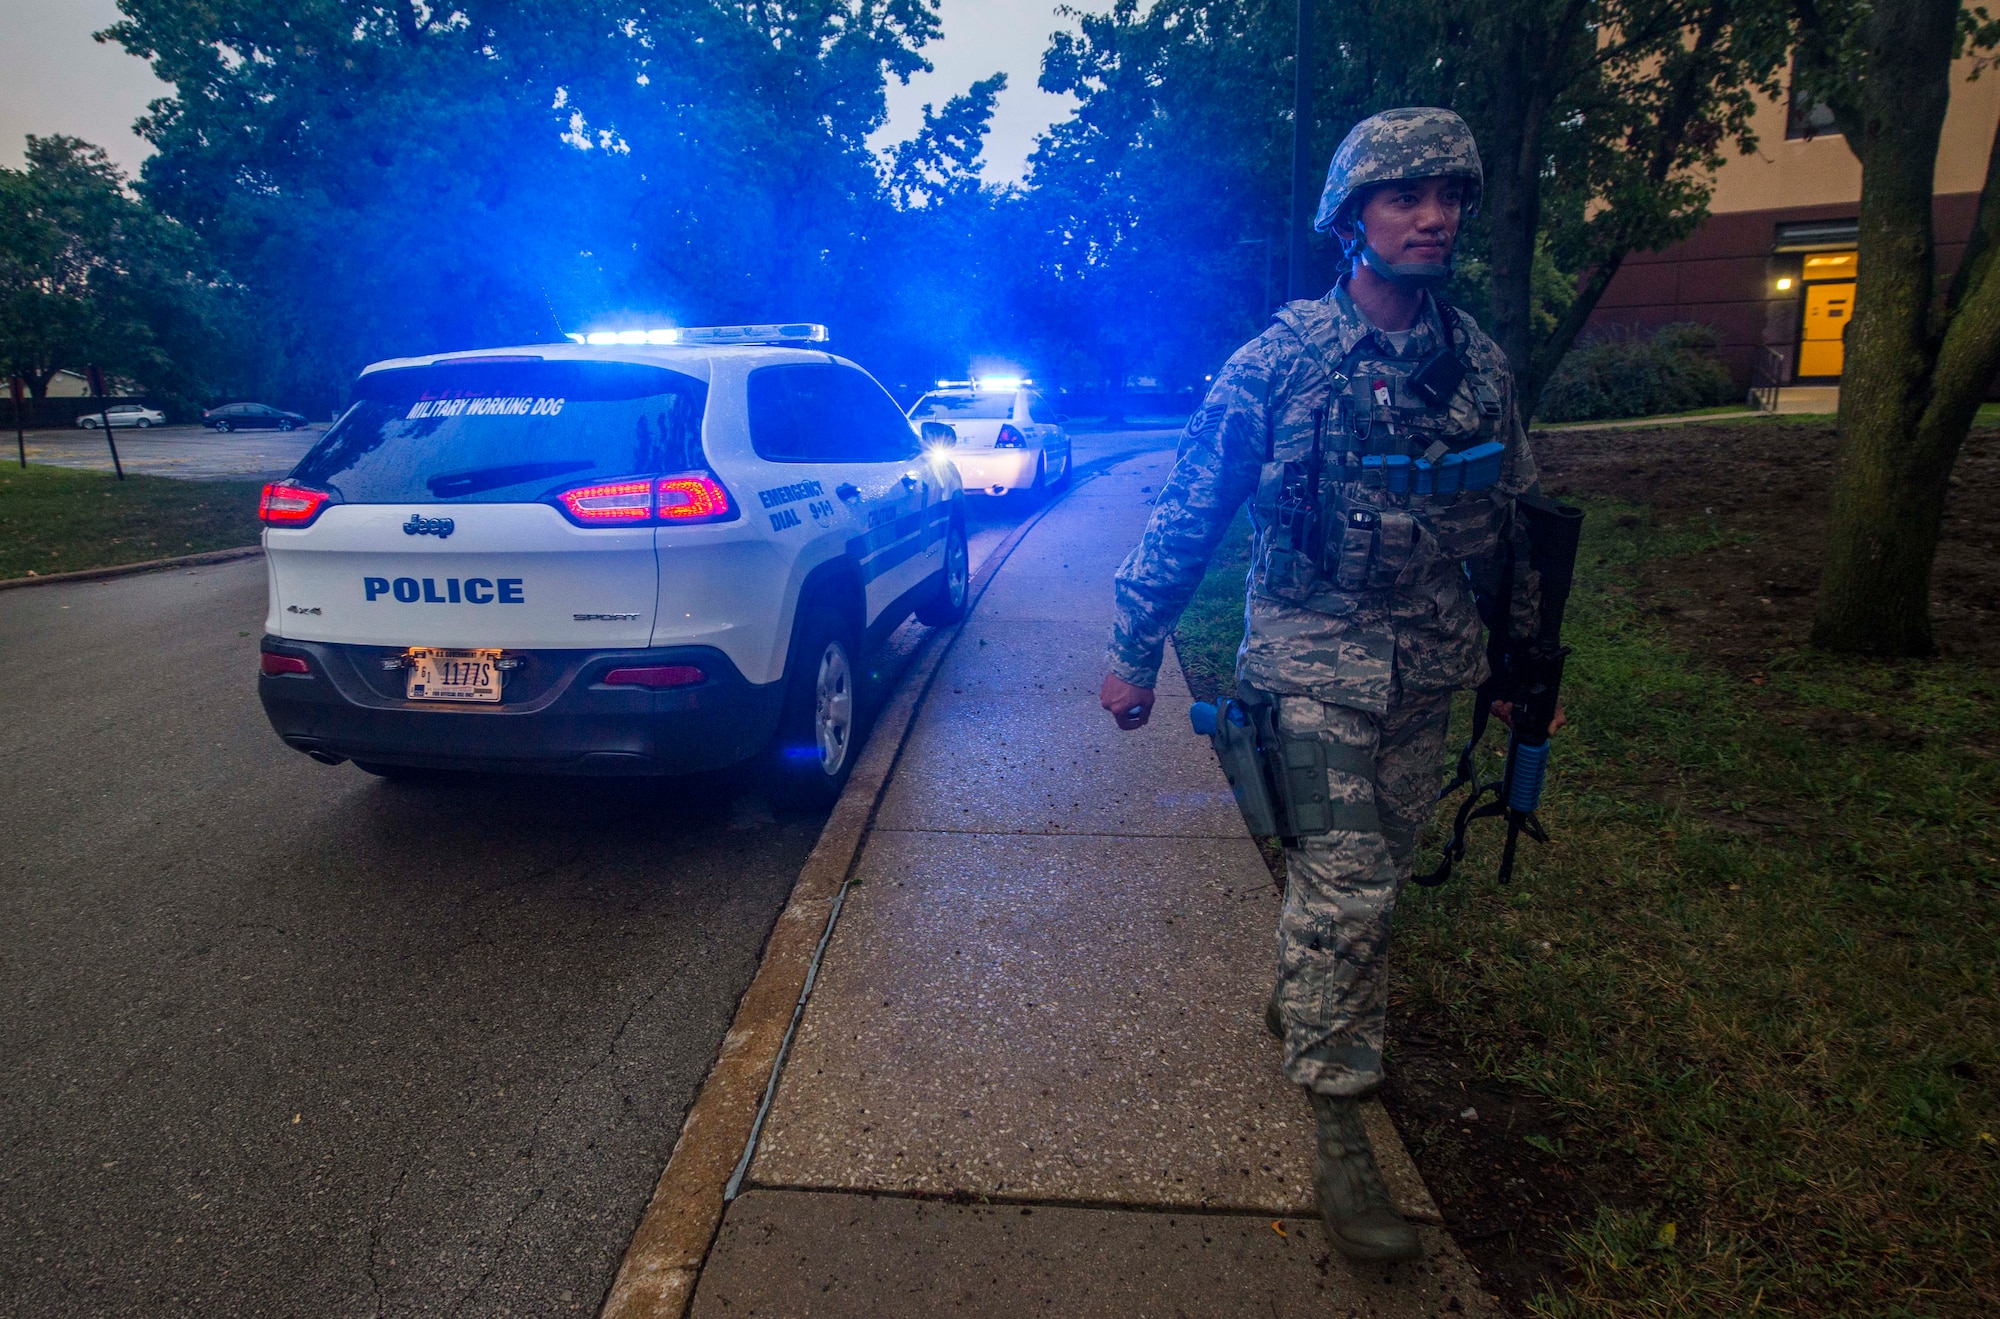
[293, 359, 708, 502]
[909, 392, 1014, 421]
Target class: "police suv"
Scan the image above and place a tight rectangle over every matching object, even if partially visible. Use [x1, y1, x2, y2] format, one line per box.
[256, 325, 969, 803]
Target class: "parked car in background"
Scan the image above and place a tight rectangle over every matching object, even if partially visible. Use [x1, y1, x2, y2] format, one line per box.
[76, 404, 165, 429]
[907, 380, 1072, 496]
[204, 402, 311, 432]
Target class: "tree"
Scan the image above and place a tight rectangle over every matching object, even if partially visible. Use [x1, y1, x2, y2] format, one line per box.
[1010, 0, 1790, 416]
[1791, 0, 2000, 654]
[854, 75, 1016, 390]
[0, 135, 224, 410]
[101, 0, 956, 409]
[1395, 0, 1792, 411]
[1020, 0, 1362, 407]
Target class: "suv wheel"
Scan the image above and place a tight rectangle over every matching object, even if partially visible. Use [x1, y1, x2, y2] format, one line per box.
[768, 604, 860, 806]
[916, 519, 970, 626]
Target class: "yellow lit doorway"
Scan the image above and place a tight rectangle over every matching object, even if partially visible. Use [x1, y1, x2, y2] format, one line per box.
[1797, 250, 1857, 378]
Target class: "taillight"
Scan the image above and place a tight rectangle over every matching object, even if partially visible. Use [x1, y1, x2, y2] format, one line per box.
[994, 425, 1027, 449]
[261, 653, 310, 676]
[602, 665, 706, 688]
[554, 474, 736, 526]
[560, 480, 655, 522]
[657, 474, 732, 522]
[259, 482, 331, 526]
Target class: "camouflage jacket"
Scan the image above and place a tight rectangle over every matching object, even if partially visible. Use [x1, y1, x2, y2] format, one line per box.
[1108, 283, 1540, 715]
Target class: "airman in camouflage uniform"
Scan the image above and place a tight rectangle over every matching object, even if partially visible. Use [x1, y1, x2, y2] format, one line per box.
[1101, 107, 1543, 1262]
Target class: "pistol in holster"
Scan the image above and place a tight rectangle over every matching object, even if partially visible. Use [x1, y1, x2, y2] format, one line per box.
[1189, 688, 1378, 846]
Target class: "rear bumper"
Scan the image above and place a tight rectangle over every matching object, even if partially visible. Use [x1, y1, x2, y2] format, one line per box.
[258, 638, 785, 776]
[949, 449, 1041, 493]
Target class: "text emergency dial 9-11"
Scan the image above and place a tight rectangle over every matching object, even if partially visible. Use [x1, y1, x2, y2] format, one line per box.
[363, 576, 525, 603]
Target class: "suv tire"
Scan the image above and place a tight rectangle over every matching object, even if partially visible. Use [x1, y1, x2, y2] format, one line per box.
[767, 603, 861, 807]
[915, 519, 970, 627]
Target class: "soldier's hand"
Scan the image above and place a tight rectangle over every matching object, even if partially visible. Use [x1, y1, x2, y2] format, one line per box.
[1491, 699, 1567, 735]
[1100, 674, 1155, 730]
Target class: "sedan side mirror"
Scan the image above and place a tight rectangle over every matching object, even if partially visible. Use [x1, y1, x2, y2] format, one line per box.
[920, 420, 957, 447]
[1056, 414, 1070, 425]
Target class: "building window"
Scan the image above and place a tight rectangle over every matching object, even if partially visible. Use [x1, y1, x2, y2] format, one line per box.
[1787, 58, 1839, 140]
[1774, 220, 1859, 251]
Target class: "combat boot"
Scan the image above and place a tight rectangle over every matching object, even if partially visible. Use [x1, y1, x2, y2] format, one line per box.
[1309, 1091, 1423, 1262]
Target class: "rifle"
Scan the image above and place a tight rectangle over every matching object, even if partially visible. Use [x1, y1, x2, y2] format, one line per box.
[1416, 493, 1584, 887]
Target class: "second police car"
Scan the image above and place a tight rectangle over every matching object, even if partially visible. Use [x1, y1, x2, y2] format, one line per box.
[255, 325, 969, 804]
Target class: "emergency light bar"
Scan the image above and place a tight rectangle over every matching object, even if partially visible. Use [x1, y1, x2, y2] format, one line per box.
[932, 376, 1033, 391]
[568, 323, 829, 347]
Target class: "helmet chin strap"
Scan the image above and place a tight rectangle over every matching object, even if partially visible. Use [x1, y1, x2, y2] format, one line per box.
[1357, 239, 1454, 290]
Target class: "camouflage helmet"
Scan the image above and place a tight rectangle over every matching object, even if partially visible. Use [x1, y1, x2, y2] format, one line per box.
[1313, 107, 1483, 233]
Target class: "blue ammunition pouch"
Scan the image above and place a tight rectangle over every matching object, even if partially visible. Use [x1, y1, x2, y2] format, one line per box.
[1362, 440, 1502, 496]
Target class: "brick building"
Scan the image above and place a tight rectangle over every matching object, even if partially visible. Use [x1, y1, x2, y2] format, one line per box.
[1586, 58, 2000, 389]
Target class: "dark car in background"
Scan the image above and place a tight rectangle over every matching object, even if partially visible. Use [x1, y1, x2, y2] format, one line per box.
[204, 402, 311, 433]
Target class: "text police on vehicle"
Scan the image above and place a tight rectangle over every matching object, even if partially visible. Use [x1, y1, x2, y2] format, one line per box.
[254, 324, 971, 802]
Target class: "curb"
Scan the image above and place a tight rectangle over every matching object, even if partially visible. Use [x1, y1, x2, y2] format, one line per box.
[599, 481, 1091, 1319]
[0, 545, 263, 592]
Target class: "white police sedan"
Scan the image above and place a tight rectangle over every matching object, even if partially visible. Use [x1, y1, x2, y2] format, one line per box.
[907, 379, 1072, 496]
[256, 325, 969, 803]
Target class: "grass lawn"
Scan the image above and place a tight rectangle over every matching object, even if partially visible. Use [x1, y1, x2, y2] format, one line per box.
[0, 464, 263, 580]
[1172, 505, 1998, 1315]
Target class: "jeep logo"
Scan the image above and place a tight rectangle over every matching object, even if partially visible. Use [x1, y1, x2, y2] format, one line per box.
[403, 514, 456, 538]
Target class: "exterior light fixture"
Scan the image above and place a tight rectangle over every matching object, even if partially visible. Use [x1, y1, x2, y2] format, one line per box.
[1776, 277, 1795, 291]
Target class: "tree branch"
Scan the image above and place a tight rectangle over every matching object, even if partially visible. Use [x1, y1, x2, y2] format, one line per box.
[1527, 252, 1626, 411]
[1943, 108, 2000, 319]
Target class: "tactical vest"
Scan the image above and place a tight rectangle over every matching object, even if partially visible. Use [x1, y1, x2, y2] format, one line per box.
[1252, 294, 1509, 614]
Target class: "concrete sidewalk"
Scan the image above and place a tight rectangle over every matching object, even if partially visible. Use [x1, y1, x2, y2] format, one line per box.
[690, 451, 1497, 1315]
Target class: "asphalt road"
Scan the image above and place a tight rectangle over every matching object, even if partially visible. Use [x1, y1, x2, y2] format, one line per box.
[15, 425, 323, 482]
[0, 428, 1174, 1316]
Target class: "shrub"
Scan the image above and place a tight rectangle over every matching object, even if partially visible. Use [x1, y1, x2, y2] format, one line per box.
[1536, 322, 1738, 422]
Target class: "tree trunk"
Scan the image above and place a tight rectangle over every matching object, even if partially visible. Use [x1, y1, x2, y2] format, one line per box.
[1810, 0, 1959, 655]
[1481, 38, 1542, 381]
[1525, 253, 1626, 417]
[1103, 345, 1128, 427]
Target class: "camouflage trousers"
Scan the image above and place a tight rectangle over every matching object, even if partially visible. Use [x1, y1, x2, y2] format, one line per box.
[1271, 689, 1455, 1097]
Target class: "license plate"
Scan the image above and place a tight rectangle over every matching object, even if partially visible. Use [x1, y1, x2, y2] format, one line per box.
[405, 648, 502, 702]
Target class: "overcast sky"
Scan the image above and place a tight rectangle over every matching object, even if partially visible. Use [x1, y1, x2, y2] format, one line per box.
[0, 0, 1079, 184]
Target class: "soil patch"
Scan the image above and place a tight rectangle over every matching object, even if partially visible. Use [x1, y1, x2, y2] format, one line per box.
[1530, 418, 2000, 670]
[1378, 1008, 1646, 1313]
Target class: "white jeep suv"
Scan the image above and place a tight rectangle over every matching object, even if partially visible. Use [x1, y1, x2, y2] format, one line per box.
[255, 327, 968, 802]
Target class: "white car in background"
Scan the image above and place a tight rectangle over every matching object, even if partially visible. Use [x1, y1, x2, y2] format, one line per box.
[76, 404, 166, 429]
[908, 380, 1072, 496]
